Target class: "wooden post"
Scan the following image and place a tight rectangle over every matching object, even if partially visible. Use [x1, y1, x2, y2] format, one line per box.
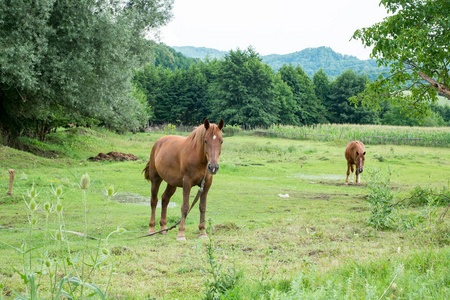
[7, 169, 15, 195]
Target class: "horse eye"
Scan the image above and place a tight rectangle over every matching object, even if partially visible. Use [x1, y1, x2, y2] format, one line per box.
[220, 140, 223, 144]
[204, 140, 207, 144]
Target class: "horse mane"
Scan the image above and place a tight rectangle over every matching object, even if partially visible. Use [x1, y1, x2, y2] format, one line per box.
[186, 124, 207, 148]
[186, 123, 221, 148]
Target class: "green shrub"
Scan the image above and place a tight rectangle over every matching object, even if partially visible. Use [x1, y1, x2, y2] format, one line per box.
[365, 167, 397, 230]
[222, 124, 242, 137]
[408, 185, 450, 206]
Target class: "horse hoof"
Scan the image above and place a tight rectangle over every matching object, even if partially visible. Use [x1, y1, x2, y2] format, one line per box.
[198, 233, 208, 239]
[176, 236, 187, 241]
[147, 229, 155, 235]
[344, 182, 348, 185]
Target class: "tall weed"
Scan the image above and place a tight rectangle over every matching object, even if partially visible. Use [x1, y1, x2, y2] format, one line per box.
[365, 167, 398, 230]
[203, 219, 243, 300]
[1, 174, 122, 299]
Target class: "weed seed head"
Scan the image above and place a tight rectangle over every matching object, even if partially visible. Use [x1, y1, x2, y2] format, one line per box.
[55, 230, 63, 241]
[29, 199, 37, 211]
[107, 185, 115, 197]
[56, 186, 63, 196]
[45, 259, 51, 268]
[56, 202, 63, 212]
[44, 202, 51, 212]
[80, 173, 90, 190]
[102, 248, 109, 255]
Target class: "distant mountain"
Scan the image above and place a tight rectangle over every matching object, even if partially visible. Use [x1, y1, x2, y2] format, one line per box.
[172, 46, 228, 60]
[172, 46, 387, 80]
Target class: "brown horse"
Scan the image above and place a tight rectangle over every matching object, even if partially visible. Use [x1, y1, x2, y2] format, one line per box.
[345, 141, 365, 185]
[143, 118, 224, 241]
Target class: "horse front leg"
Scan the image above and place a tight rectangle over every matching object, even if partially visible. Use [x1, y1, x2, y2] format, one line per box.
[345, 162, 352, 185]
[177, 183, 192, 241]
[198, 179, 212, 238]
[356, 169, 361, 184]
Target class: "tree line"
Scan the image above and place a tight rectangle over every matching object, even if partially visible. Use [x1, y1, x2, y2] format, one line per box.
[134, 47, 449, 128]
[1, 1, 449, 147]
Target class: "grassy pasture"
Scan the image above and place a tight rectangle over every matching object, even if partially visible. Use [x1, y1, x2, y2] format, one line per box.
[0, 126, 449, 299]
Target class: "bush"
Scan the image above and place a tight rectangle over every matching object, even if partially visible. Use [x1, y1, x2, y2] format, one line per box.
[222, 124, 242, 137]
[365, 167, 397, 230]
[408, 185, 450, 206]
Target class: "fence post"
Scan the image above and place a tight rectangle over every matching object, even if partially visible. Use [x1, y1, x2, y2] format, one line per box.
[7, 169, 15, 195]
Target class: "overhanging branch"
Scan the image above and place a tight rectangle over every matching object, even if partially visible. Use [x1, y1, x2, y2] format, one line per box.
[417, 71, 450, 100]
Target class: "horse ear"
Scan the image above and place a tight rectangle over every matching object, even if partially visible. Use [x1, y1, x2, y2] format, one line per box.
[218, 119, 224, 130]
[203, 118, 210, 130]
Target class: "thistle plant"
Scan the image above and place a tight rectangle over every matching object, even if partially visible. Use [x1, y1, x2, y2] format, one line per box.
[103, 185, 117, 200]
[79, 173, 90, 298]
[1, 174, 118, 299]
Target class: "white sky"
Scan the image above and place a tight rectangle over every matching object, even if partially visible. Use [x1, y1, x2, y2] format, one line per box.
[157, 0, 389, 60]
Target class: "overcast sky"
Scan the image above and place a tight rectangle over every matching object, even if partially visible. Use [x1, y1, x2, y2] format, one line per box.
[157, 0, 389, 60]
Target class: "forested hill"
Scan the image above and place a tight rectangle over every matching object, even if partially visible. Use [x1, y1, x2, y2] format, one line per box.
[172, 46, 387, 80]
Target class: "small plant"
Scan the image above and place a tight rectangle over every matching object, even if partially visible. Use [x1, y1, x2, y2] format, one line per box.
[374, 154, 385, 162]
[203, 218, 242, 300]
[163, 123, 176, 134]
[365, 167, 397, 230]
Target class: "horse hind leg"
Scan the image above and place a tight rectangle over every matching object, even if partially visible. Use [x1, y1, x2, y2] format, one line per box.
[160, 184, 177, 233]
[148, 176, 162, 234]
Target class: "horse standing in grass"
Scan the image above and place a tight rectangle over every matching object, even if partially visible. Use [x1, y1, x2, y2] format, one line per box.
[345, 141, 365, 185]
[143, 118, 224, 241]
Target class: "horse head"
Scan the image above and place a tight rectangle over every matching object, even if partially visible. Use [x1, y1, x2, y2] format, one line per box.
[203, 118, 224, 175]
[355, 150, 366, 173]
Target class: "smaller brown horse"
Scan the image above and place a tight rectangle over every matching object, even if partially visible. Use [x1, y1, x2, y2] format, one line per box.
[143, 118, 224, 241]
[345, 141, 365, 185]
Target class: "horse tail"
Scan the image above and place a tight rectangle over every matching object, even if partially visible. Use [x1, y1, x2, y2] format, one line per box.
[142, 161, 151, 181]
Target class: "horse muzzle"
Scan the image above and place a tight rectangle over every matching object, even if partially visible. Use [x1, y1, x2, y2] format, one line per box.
[207, 163, 219, 175]
[357, 167, 363, 173]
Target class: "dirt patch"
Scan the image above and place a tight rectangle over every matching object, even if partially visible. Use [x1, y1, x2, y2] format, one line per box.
[88, 151, 140, 162]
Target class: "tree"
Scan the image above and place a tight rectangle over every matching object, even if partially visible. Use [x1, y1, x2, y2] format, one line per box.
[0, 0, 173, 143]
[209, 48, 279, 128]
[278, 64, 327, 125]
[168, 65, 208, 125]
[313, 68, 331, 109]
[352, 0, 450, 117]
[327, 70, 378, 124]
[273, 75, 298, 125]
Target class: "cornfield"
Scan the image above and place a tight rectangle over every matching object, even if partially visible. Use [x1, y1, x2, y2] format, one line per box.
[252, 124, 450, 147]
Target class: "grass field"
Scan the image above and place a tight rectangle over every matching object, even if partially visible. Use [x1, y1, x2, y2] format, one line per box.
[0, 126, 449, 299]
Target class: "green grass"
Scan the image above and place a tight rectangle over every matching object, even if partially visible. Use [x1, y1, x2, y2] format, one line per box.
[0, 127, 449, 299]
